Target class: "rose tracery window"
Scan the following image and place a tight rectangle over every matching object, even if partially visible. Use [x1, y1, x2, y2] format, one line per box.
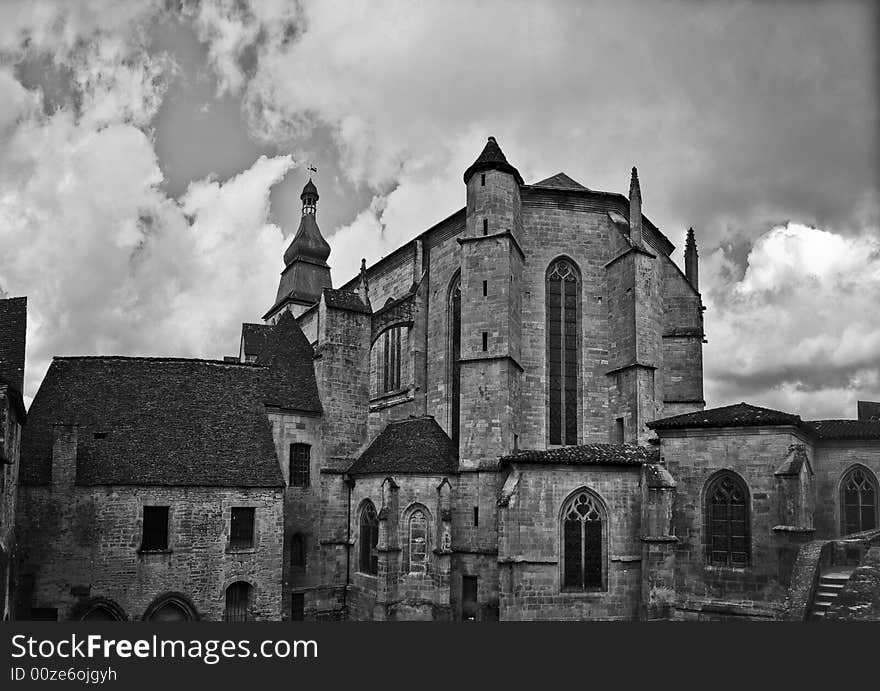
[841, 467, 877, 535]
[706, 473, 750, 567]
[561, 490, 605, 590]
[547, 259, 579, 445]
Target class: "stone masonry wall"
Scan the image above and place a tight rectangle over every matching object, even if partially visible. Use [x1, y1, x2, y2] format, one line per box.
[497, 464, 643, 620]
[659, 427, 815, 619]
[812, 442, 880, 538]
[17, 482, 283, 621]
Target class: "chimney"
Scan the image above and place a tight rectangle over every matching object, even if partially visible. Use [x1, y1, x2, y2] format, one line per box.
[857, 401, 880, 421]
[629, 167, 642, 246]
[685, 227, 699, 291]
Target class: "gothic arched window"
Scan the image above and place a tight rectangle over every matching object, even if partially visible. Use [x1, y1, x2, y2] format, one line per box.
[449, 274, 462, 446]
[560, 489, 606, 591]
[705, 472, 750, 567]
[408, 509, 429, 574]
[546, 259, 580, 445]
[359, 501, 379, 575]
[841, 466, 877, 535]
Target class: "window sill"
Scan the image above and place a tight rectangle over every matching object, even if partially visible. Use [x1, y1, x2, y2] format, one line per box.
[225, 546, 256, 554]
[355, 571, 378, 579]
[560, 587, 607, 596]
[137, 548, 172, 555]
[703, 564, 751, 574]
[369, 388, 413, 411]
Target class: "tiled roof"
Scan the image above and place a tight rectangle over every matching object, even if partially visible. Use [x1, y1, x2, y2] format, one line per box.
[21, 356, 285, 487]
[648, 403, 803, 430]
[463, 136, 524, 186]
[349, 416, 457, 475]
[805, 419, 880, 441]
[0, 297, 27, 393]
[323, 288, 370, 314]
[500, 443, 658, 467]
[240, 323, 273, 360]
[254, 311, 322, 413]
[532, 172, 590, 191]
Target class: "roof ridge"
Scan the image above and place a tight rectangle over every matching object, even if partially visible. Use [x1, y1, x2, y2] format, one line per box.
[53, 355, 266, 367]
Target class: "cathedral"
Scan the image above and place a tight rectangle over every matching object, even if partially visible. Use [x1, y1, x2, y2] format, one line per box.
[8, 137, 880, 622]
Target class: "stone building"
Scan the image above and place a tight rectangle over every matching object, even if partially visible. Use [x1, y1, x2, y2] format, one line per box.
[13, 316, 323, 621]
[249, 137, 878, 621]
[13, 137, 880, 621]
[0, 297, 27, 620]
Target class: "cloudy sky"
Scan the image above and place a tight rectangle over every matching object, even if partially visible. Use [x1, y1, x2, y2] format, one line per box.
[0, 0, 877, 419]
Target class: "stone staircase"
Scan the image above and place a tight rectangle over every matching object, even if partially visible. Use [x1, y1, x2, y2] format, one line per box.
[810, 569, 854, 619]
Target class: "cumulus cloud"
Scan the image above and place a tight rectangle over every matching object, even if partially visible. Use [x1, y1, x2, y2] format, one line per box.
[703, 223, 880, 418]
[0, 2, 294, 400]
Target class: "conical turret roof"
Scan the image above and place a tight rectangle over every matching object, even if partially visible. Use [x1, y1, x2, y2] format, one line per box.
[463, 136, 523, 185]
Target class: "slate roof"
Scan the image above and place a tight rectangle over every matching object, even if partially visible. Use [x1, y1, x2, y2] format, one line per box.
[240, 323, 273, 360]
[323, 288, 371, 314]
[20, 357, 284, 487]
[532, 172, 591, 191]
[21, 312, 320, 486]
[349, 416, 457, 475]
[0, 297, 27, 393]
[463, 136, 524, 186]
[805, 419, 880, 441]
[648, 403, 803, 430]
[255, 311, 322, 413]
[500, 443, 658, 467]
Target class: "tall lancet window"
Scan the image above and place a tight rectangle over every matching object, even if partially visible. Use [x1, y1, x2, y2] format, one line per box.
[546, 259, 580, 445]
[449, 274, 462, 446]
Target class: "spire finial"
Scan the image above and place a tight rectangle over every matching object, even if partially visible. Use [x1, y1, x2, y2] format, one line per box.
[628, 165, 643, 246]
[685, 227, 699, 290]
[629, 166, 641, 200]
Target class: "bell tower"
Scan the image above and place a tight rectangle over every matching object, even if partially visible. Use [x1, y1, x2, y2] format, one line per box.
[265, 176, 333, 322]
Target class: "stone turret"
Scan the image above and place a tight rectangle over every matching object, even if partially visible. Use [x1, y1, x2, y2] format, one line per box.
[457, 136, 524, 467]
[267, 176, 333, 321]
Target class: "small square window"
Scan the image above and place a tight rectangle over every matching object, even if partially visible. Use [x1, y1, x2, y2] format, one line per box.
[141, 506, 169, 551]
[230, 507, 255, 548]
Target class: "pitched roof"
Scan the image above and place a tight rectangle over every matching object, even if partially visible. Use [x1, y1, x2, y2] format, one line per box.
[532, 172, 591, 191]
[805, 419, 880, 441]
[240, 323, 273, 360]
[323, 288, 371, 314]
[21, 357, 284, 487]
[0, 296, 27, 393]
[349, 416, 457, 475]
[463, 136, 524, 185]
[500, 443, 658, 467]
[255, 311, 322, 412]
[648, 403, 803, 431]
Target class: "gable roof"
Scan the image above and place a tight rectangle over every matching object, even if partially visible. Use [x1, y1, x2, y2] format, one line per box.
[532, 172, 591, 191]
[648, 403, 803, 431]
[349, 416, 457, 475]
[21, 356, 285, 487]
[0, 296, 27, 393]
[254, 311, 322, 413]
[240, 323, 273, 360]
[500, 443, 658, 467]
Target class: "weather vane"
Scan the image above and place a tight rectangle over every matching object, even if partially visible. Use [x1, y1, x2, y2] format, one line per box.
[307, 164, 317, 176]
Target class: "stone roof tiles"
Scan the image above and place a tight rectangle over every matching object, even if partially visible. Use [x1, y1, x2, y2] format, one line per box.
[500, 443, 658, 467]
[648, 402, 803, 431]
[349, 416, 457, 475]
